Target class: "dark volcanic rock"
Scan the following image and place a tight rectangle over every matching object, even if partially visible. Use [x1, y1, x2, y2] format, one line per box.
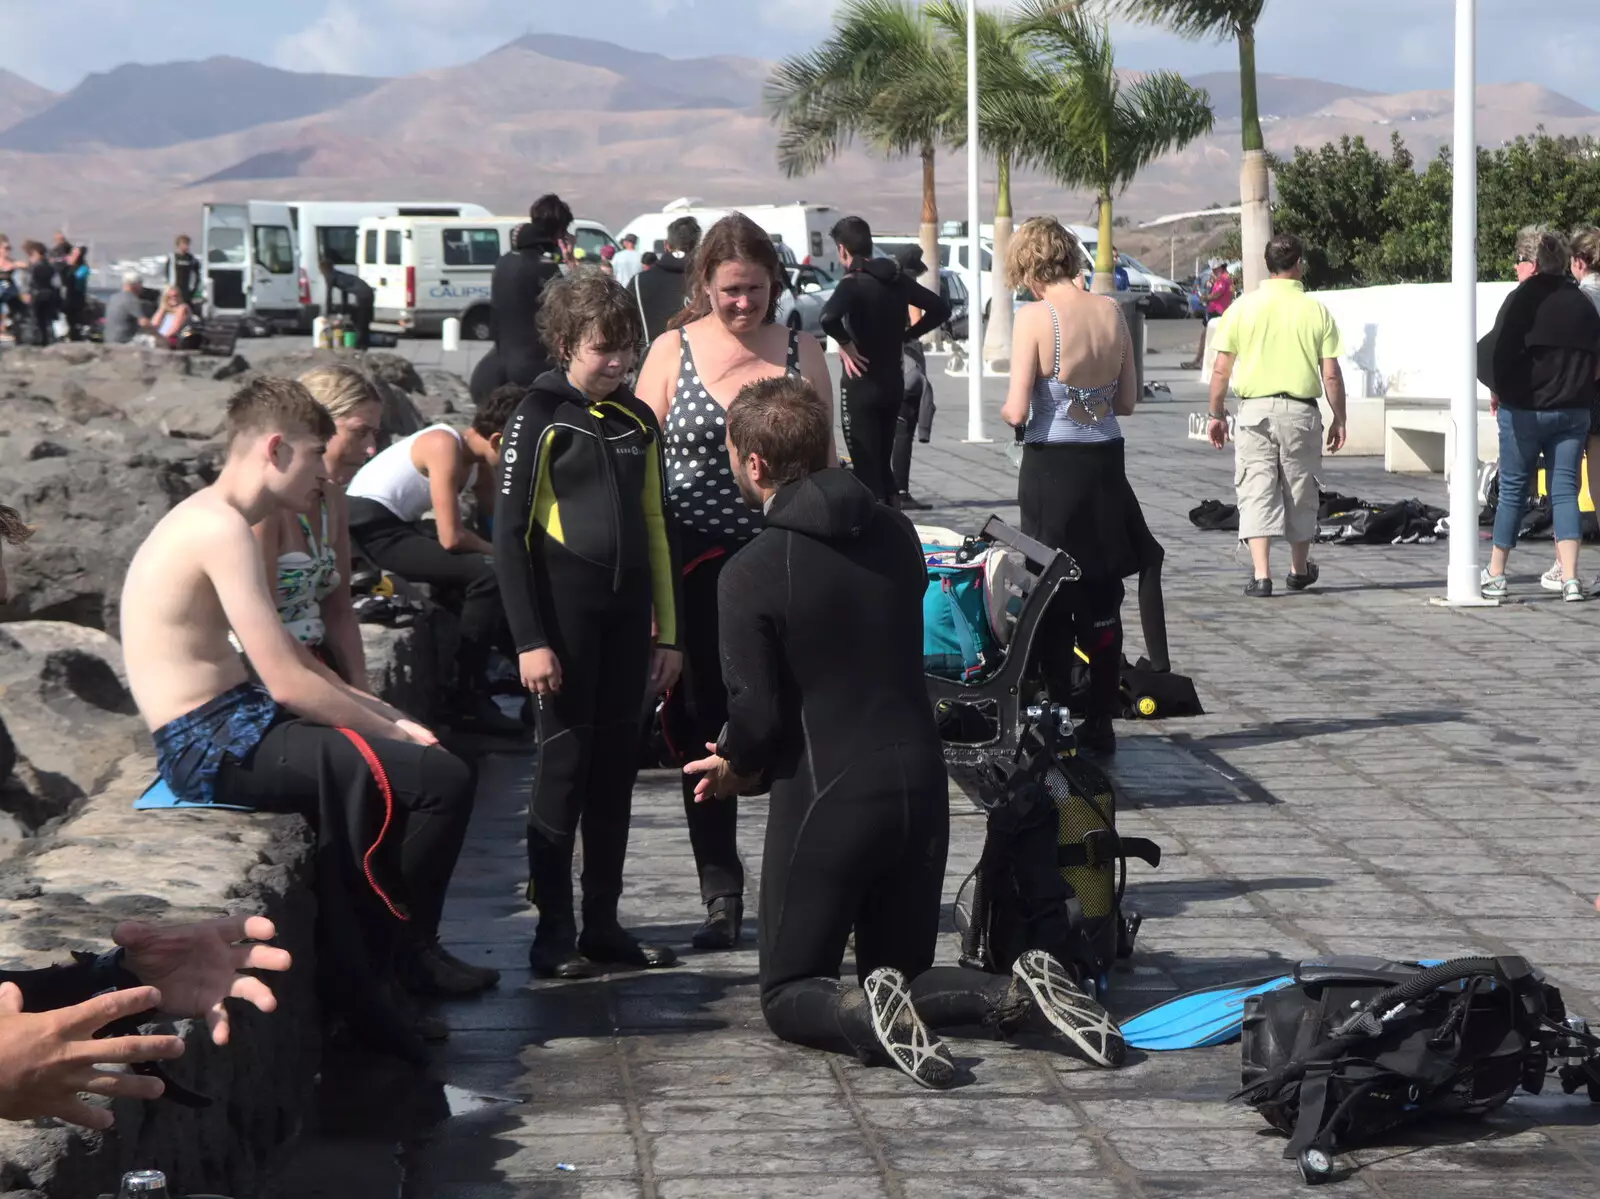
[0, 622, 146, 834]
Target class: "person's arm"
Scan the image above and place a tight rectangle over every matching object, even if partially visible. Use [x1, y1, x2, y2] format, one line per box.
[491, 397, 553, 655]
[1113, 307, 1139, 417]
[818, 275, 853, 346]
[205, 506, 430, 744]
[795, 332, 840, 462]
[901, 277, 951, 342]
[1317, 309, 1348, 452]
[1001, 307, 1036, 428]
[1207, 346, 1236, 451]
[638, 400, 684, 695]
[319, 492, 368, 688]
[634, 331, 681, 428]
[713, 553, 785, 787]
[413, 430, 494, 556]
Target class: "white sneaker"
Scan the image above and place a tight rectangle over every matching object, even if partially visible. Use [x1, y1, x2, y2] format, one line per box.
[1541, 562, 1565, 592]
[1563, 578, 1587, 603]
[1480, 569, 1508, 601]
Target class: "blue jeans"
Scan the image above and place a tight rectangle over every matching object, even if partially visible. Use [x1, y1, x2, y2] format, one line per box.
[1492, 406, 1592, 550]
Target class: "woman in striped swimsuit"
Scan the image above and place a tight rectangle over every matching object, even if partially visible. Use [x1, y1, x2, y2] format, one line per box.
[1001, 217, 1158, 757]
[636, 212, 836, 950]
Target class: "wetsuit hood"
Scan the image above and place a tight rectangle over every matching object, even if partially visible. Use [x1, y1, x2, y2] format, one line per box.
[765, 468, 877, 541]
[856, 257, 903, 285]
[656, 253, 689, 276]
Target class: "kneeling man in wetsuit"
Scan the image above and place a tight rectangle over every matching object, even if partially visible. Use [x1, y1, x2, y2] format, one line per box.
[685, 376, 1124, 1088]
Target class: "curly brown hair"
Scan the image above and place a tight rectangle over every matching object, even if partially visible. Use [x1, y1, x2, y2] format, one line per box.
[536, 270, 645, 367]
[1005, 217, 1088, 295]
[670, 212, 783, 330]
[0, 504, 33, 546]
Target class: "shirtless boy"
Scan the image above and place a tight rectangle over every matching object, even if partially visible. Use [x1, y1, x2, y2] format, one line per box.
[121, 378, 496, 1052]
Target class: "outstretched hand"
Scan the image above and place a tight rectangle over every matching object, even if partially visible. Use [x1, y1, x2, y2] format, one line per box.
[683, 743, 757, 802]
[115, 915, 292, 1047]
[0, 983, 183, 1130]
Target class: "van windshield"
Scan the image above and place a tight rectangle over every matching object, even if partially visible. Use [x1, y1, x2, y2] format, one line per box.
[572, 227, 614, 258]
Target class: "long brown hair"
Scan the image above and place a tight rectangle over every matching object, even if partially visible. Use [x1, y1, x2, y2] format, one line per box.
[0, 504, 33, 546]
[669, 212, 783, 330]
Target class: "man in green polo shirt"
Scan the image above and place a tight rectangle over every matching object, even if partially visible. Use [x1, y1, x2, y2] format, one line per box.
[1207, 233, 1348, 597]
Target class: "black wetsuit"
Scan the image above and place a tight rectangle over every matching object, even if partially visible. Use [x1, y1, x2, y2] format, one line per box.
[716, 468, 1018, 1056]
[493, 371, 681, 935]
[820, 259, 948, 502]
[628, 252, 690, 345]
[489, 237, 562, 386]
[170, 249, 201, 307]
[25, 259, 59, 346]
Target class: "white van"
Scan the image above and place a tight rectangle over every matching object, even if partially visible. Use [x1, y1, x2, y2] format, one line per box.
[201, 201, 301, 330]
[618, 198, 842, 277]
[356, 215, 620, 339]
[286, 200, 493, 330]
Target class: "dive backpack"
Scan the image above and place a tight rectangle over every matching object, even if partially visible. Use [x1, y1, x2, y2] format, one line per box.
[953, 726, 1160, 987]
[1234, 955, 1600, 1184]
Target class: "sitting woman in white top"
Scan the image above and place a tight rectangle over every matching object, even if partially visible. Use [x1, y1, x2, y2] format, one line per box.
[251, 365, 381, 684]
[344, 386, 525, 734]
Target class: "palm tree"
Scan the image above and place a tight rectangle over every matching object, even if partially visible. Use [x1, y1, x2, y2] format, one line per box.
[927, 1, 1034, 367]
[765, 0, 962, 277]
[1113, 0, 1269, 290]
[995, 1, 1214, 295]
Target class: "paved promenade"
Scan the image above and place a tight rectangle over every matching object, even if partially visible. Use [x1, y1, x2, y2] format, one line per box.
[271, 337, 1600, 1198]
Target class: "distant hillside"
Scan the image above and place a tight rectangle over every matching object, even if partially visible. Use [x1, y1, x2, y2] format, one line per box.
[0, 69, 54, 132]
[0, 56, 382, 152]
[1182, 72, 1377, 122]
[497, 34, 767, 109]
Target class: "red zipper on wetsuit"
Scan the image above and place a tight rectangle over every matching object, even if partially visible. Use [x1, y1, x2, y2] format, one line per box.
[336, 728, 409, 922]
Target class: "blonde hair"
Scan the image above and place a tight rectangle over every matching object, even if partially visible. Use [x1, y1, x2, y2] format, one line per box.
[1570, 227, 1600, 270]
[1006, 217, 1088, 294]
[298, 364, 381, 420]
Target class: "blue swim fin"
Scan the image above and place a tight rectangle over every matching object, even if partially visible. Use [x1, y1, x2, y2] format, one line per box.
[1120, 959, 1449, 1051]
[1119, 976, 1296, 1051]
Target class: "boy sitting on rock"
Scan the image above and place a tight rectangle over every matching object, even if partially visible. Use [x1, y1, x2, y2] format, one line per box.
[120, 377, 496, 1061]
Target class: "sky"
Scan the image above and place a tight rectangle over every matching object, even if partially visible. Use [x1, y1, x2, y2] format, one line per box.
[0, 0, 1596, 109]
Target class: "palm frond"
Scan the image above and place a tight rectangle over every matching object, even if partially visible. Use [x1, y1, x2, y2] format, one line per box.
[1109, 0, 1266, 42]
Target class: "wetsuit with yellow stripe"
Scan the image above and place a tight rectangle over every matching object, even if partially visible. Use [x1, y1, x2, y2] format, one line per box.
[493, 370, 681, 936]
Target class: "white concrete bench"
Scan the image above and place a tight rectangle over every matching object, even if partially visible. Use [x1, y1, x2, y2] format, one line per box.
[1384, 398, 1498, 477]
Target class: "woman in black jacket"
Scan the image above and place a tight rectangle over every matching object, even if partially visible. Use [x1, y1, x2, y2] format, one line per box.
[1478, 226, 1600, 602]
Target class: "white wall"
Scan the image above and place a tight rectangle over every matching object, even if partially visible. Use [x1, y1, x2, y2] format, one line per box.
[1312, 281, 1517, 402]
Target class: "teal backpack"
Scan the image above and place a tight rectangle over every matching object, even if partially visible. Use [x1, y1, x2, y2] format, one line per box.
[923, 543, 998, 681]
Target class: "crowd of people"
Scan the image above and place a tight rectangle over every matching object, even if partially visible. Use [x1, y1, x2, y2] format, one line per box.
[5, 197, 1599, 1130]
[0, 230, 93, 345]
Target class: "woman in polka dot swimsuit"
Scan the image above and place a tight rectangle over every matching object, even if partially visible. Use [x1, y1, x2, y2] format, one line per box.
[638, 212, 835, 950]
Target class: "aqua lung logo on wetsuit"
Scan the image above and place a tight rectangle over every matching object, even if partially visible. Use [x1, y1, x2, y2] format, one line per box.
[500, 414, 525, 495]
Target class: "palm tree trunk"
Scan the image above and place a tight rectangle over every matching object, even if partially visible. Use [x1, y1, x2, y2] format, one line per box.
[1237, 24, 1272, 293]
[1090, 188, 1116, 295]
[918, 141, 940, 290]
[982, 152, 1014, 370]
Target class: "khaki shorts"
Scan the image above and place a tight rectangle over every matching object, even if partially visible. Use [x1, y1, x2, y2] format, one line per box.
[1233, 397, 1322, 543]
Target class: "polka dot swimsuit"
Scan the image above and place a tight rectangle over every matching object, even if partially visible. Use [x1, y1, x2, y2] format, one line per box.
[664, 327, 802, 540]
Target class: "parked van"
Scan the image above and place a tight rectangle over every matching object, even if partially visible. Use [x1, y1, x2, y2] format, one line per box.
[618, 198, 842, 277]
[201, 201, 300, 330]
[286, 200, 492, 329]
[356, 214, 620, 339]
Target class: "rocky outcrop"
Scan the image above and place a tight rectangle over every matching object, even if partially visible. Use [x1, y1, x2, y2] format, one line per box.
[0, 346, 437, 631]
[0, 752, 317, 1199]
[0, 623, 147, 835]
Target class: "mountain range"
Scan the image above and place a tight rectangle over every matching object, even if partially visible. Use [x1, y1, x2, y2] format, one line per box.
[1, 36, 1595, 262]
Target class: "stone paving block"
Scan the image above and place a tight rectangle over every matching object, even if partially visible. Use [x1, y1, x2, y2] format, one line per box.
[899, 1177, 1132, 1199]
[875, 1126, 1100, 1173]
[837, 1043, 1058, 1096]
[631, 1056, 844, 1099]
[639, 1095, 858, 1133]
[1076, 1098, 1266, 1131]
[413, 1184, 645, 1199]
[650, 1131, 877, 1176]
[408, 1129, 641, 1181]
[657, 1179, 890, 1199]
[1101, 1127, 1299, 1172]
[855, 1095, 1080, 1131]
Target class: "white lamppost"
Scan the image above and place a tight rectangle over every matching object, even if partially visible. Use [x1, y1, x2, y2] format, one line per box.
[964, 0, 989, 443]
[1443, 0, 1483, 604]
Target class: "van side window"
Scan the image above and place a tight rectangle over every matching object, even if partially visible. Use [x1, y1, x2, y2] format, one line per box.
[384, 230, 402, 266]
[442, 228, 500, 267]
[254, 226, 294, 275]
[810, 232, 824, 259]
[364, 230, 378, 265]
[318, 226, 359, 267]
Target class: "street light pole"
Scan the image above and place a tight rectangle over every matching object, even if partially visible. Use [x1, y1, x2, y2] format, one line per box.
[1444, 0, 1481, 603]
[964, 0, 989, 442]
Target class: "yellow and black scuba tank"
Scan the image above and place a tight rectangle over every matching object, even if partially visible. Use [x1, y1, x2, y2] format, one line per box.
[954, 722, 1160, 987]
